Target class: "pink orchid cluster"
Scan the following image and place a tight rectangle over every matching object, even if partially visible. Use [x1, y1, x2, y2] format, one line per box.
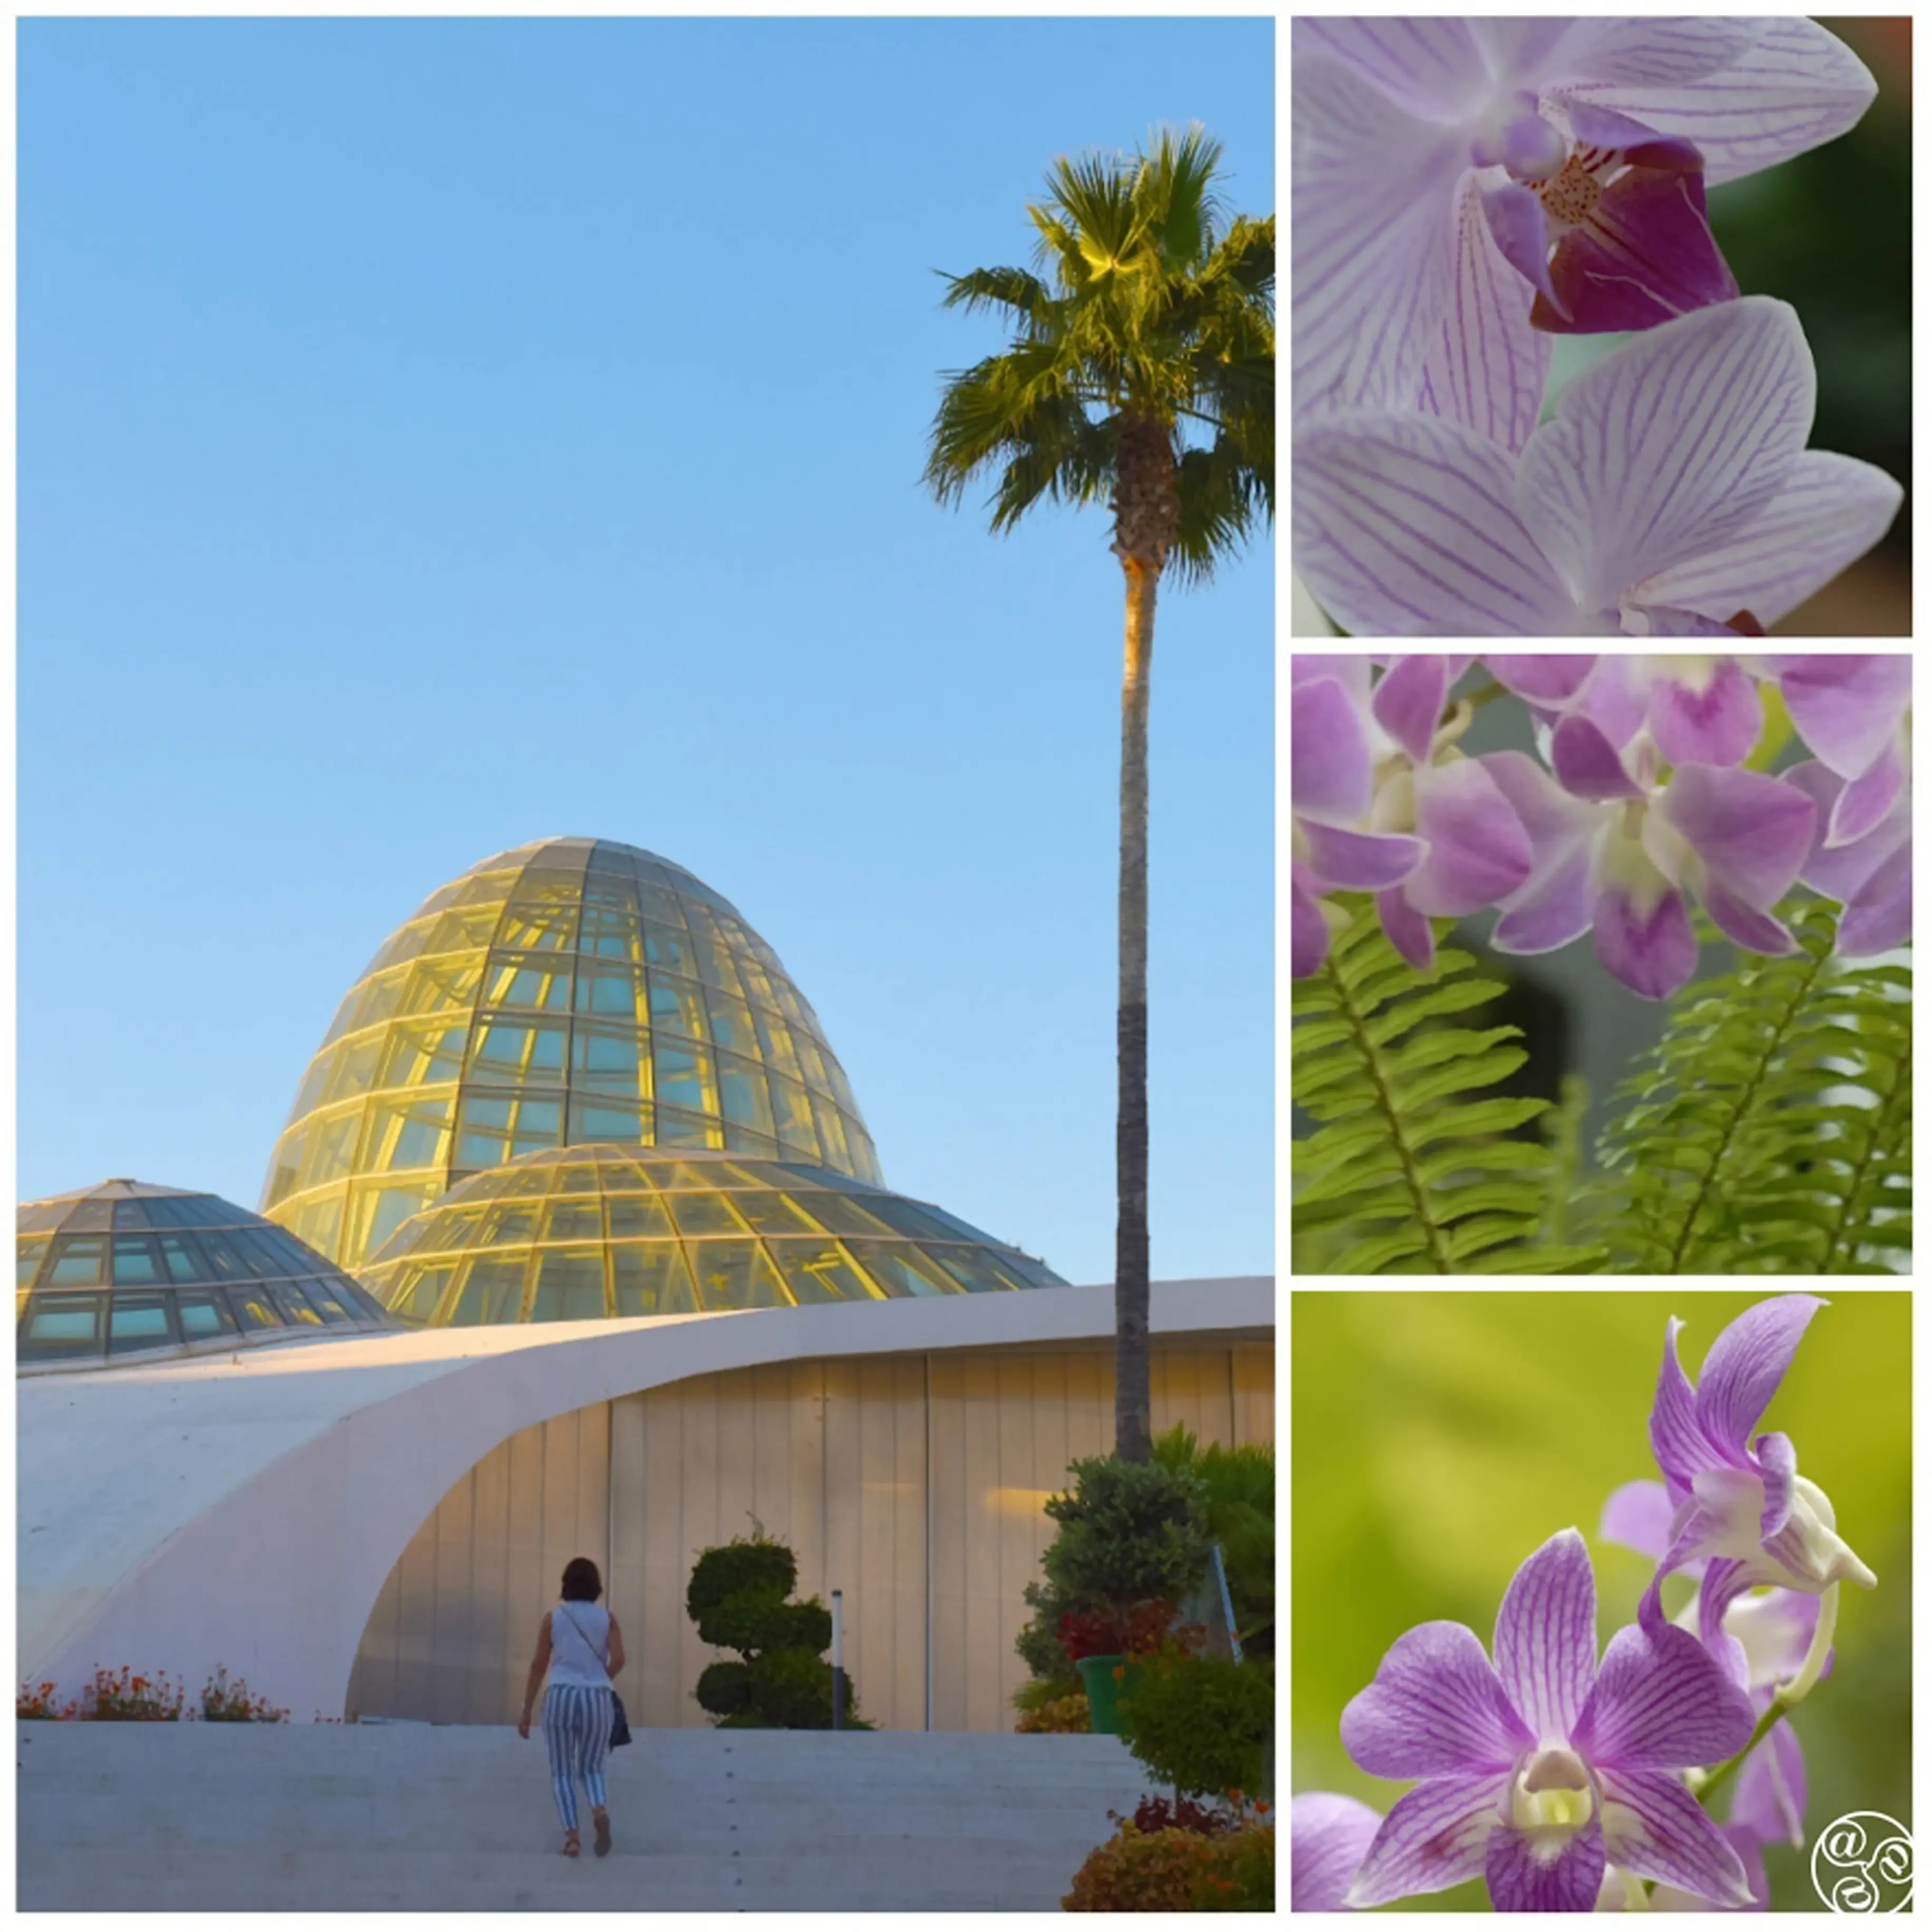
[1293, 1296, 1877, 1913]
[1292, 653, 1910, 1000]
[1292, 18, 1902, 637]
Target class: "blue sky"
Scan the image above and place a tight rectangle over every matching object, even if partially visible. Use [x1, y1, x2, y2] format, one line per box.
[19, 17, 1274, 1286]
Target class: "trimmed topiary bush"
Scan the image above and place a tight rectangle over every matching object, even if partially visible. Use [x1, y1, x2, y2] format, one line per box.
[1041, 1453, 1212, 1614]
[686, 1525, 870, 1730]
[1117, 1651, 1272, 1800]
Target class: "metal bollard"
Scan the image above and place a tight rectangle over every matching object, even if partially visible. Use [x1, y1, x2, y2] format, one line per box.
[831, 1588, 844, 1731]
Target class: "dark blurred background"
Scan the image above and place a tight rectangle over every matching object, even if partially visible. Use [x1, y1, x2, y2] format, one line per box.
[1708, 16, 1911, 635]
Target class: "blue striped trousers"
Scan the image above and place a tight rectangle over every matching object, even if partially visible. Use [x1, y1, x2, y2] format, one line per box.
[542, 1683, 612, 1831]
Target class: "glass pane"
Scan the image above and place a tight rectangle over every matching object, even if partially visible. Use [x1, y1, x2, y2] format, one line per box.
[916, 1243, 1028, 1294]
[286, 1196, 344, 1260]
[269, 1283, 326, 1326]
[729, 1189, 823, 1237]
[633, 883, 688, 928]
[576, 962, 647, 1022]
[611, 1243, 697, 1316]
[229, 1229, 293, 1280]
[717, 1056, 775, 1136]
[400, 957, 485, 1017]
[362, 1092, 456, 1173]
[770, 1241, 879, 1304]
[111, 1199, 154, 1230]
[811, 1095, 851, 1173]
[481, 1202, 541, 1245]
[264, 1129, 307, 1211]
[197, 1233, 250, 1280]
[485, 957, 574, 1012]
[669, 1189, 748, 1237]
[840, 1240, 963, 1299]
[569, 1098, 651, 1145]
[421, 903, 504, 955]
[656, 1105, 723, 1150]
[655, 1041, 717, 1115]
[705, 994, 759, 1058]
[228, 1289, 281, 1330]
[109, 1296, 176, 1352]
[379, 1019, 471, 1089]
[62, 1201, 116, 1232]
[578, 906, 643, 961]
[16, 1236, 49, 1289]
[542, 1198, 604, 1243]
[304, 1283, 354, 1324]
[470, 1022, 566, 1083]
[793, 1033, 830, 1092]
[456, 1095, 562, 1168]
[498, 902, 579, 951]
[352, 1180, 443, 1263]
[46, 1237, 108, 1287]
[682, 906, 746, 994]
[641, 923, 696, 977]
[325, 1036, 384, 1106]
[299, 1108, 366, 1192]
[648, 974, 709, 1042]
[175, 1295, 235, 1340]
[385, 1263, 456, 1324]
[16, 1202, 67, 1234]
[571, 1026, 649, 1097]
[448, 1258, 527, 1325]
[111, 1237, 163, 1286]
[605, 1192, 675, 1240]
[751, 1004, 801, 1076]
[23, 1294, 107, 1354]
[529, 1248, 608, 1321]
[769, 1079, 815, 1149]
[687, 1240, 791, 1312]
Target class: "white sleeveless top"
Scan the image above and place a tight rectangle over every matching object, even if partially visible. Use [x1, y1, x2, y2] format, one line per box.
[548, 1601, 612, 1689]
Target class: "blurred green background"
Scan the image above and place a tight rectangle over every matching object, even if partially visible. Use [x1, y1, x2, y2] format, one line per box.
[1291, 1290, 1911, 1911]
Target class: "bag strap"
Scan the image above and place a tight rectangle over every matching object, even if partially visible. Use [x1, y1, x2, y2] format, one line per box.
[555, 1602, 608, 1670]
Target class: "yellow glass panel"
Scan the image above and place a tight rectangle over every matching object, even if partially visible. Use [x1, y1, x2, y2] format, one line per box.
[811, 1094, 851, 1173]
[641, 923, 696, 978]
[285, 1195, 344, 1258]
[469, 1020, 567, 1084]
[717, 1056, 775, 1137]
[299, 1106, 367, 1191]
[769, 1078, 814, 1147]
[361, 1091, 455, 1174]
[611, 1243, 697, 1315]
[688, 1240, 793, 1312]
[575, 961, 647, 1023]
[326, 1035, 384, 1106]
[571, 1025, 650, 1098]
[378, 1019, 470, 1090]
[655, 1040, 718, 1116]
[401, 956, 485, 1017]
[647, 974, 708, 1042]
[498, 902, 578, 951]
[347, 1178, 444, 1267]
[668, 1189, 749, 1237]
[772, 1241, 882, 1304]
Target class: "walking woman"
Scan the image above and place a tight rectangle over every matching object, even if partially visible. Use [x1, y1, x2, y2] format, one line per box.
[517, 1556, 627, 1858]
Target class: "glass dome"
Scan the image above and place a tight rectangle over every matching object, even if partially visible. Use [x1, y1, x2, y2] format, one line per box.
[359, 1145, 1066, 1325]
[261, 837, 880, 1273]
[17, 1179, 398, 1371]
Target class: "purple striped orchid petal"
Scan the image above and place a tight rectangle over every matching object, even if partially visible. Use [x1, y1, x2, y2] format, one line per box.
[1486, 1814, 1606, 1912]
[1572, 1620, 1758, 1772]
[1416, 175, 1553, 455]
[1377, 884, 1436, 972]
[1302, 822, 1427, 893]
[1775, 654, 1913, 780]
[1552, 714, 1642, 801]
[1647, 1822, 1770, 1910]
[1784, 758, 1910, 899]
[1492, 1528, 1597, 1743]
[1518, 299, 1812, 616]
[1342, 1619, 1534, 1780]
[1636, 455, 1904, 628]
[1290, 1792, 1383, 1910]
[1756, 1430, 1799, 1539]
[1730, 1716, 1808, 1850]
[1601, 1479, 1675, 1562]
[1290, 652, 1372, 700]
[1546, 17, 1763, 91]
[1373, 652, 1452, 764]
[1479, 178, 1564, 312]
[1294, 412, 1577, 636]
[1291, 871, 1331, 980]
[1293, 39, 1463, 422]
[1293, 16, 1489, 119]
[1694, 1294, 1825, 1457]
[1405, 758, 1535, 915]
[1533, 144, 1738, 336]
[1573, 653, 1651, 746]
[1650, 1315, 1715, 1499]
[1484, 655, 1598, 707]
[1345, 1772, 1506, 1909]
[1292, 674, 1375, 823]
[1645, 659, 1762, 768]
[1595, 1766, 1758, 1908]
[1554, 16, 1877, 188]
[1725, 1588, 1823, 1693]
[1656, 763, 1817, 911]
[1481, 749, 1599, 954]
[1837, 845, 1910, 957]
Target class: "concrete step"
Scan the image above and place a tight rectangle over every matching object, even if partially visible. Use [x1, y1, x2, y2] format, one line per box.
[17, 1723, 1149, 1911]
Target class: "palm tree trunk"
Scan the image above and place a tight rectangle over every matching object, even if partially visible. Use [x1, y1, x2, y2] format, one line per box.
[1114, 555, 1157, 1464]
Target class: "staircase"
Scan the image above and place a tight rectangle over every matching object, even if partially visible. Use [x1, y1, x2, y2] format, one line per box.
[17, 1722, 1150, 1910]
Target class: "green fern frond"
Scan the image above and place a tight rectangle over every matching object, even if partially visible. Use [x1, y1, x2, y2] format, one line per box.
[1292, 902, 1601, 1274]
[1596, 900, 1911, 1273]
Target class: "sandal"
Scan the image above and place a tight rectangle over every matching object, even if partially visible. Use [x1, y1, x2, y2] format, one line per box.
[594, 1812, 612, 1858]
[562, 1829, 581, 1858]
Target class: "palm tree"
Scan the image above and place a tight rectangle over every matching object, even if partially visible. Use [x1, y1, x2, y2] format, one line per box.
[924, 127, 1273, 1463]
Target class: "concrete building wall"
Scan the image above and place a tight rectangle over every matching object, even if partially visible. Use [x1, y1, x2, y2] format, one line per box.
[347, 1341, 1275, 1730]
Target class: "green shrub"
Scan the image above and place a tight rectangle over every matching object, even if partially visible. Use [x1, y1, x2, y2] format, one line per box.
[1015, 1692, 1090, 1735]
[1042, 1454, 1211, 1611]
[694, 1660, 752, 1718]
[1189, 1819, 1275, 1911]
[1118, 1652, 1272, 1800]
[1012, 1671, 1082, 1715]
[1152, 1427, 1274, 1659]
[686, 1527, 869, 1729]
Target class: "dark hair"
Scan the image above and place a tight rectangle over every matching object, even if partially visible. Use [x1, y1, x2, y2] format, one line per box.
[561, 1557, 603, 1603]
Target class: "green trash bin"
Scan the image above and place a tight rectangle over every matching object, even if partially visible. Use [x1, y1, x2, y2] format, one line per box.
[1077, 1654, 1145, 1735]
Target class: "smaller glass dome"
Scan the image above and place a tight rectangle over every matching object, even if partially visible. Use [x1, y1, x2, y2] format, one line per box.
[360, 1144, 1066, 1325]
[17, 1179, 398, 1372]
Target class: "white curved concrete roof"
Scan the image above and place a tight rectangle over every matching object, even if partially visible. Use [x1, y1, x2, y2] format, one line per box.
[19, 1278, 1271, 1720]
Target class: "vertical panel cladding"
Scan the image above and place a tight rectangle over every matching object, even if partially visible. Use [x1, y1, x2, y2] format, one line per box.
[1232, 1342, 1276, 1446]
[348, 1339, 1269, 1735]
